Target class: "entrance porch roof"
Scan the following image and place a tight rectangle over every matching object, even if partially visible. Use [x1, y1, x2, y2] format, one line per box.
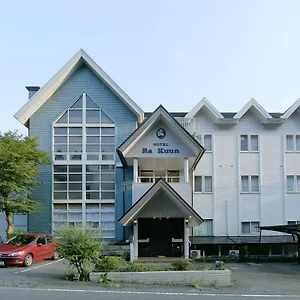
[119, 178, 203, 227]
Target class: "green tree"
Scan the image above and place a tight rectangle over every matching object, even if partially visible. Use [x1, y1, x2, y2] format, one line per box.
[56, 225, 103, 281]
[0, 131, 51, 235]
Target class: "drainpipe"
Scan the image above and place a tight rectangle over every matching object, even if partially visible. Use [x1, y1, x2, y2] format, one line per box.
[191, 169, 194, 238]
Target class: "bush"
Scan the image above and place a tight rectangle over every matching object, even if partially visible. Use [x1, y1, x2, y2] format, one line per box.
[56, 225, 103, 281]
[124, 263, 165, 272]
[171, 259, 191, 271]
[94, 256, 127, 272]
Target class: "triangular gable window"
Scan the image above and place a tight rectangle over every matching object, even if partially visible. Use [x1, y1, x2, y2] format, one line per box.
[57, 96, 83, 124]
[55, 94, 114, 125]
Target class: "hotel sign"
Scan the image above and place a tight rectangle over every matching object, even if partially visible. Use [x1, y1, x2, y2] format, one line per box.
[142, 128, 180, 154]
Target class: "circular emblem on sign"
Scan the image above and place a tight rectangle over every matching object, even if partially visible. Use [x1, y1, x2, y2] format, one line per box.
[156, 128, 166, 139]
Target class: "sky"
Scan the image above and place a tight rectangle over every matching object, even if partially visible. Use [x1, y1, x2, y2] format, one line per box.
[1, 0, 300, 134]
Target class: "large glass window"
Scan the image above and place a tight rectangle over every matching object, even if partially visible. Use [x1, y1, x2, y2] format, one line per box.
[52, 93, 116, 238]
[53, 94, 115, 162]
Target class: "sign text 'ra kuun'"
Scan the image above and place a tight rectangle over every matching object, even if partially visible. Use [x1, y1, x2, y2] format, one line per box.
[142, 147, 180, 154]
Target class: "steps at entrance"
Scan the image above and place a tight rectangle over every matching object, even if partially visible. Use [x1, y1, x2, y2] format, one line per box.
[101, 244, 130, 257]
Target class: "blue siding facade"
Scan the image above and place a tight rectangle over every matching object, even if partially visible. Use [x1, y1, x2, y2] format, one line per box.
[28, 64, 137, 237]
[115, 166, 133, 241]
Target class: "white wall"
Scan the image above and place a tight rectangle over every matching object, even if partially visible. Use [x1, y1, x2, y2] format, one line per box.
[192, 109, 300, 237]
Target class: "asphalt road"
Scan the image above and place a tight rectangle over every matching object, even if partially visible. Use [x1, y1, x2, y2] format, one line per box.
[0, 260, 300, 299]
[0, 287, 299, 300]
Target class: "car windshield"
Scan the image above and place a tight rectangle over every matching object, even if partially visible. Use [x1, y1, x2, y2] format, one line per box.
[6, 235, 36, 246]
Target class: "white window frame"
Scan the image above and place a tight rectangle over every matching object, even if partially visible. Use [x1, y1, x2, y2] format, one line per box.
[240, 134, 259, 152]
[241, 221, 260, 235]
[240, 175, 260, 193]
[286, 175, 300, 193]
[285, 134, 300, 152]
[194, 175, 213, 193]
[195, 134, 212, 152]
[52, 93, 116, 239]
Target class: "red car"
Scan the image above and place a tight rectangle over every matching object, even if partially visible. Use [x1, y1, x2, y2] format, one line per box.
[0, 233, 59, 267]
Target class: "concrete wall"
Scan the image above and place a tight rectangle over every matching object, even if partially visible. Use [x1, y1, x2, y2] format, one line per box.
[90, 269, 231, 286]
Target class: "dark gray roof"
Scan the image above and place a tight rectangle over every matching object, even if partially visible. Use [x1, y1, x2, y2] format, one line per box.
[144, 112, 187, 118]
[221, 112, 236, 118]
[145, 112, 283, 119]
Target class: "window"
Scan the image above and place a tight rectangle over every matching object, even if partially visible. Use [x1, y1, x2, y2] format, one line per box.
[194, 176, 213, 193]
[52, 93, 116, 239]
[241, 175, 259, 193]
[193, 220, 213, 236]
[194, 134, 212, 152]
[36, 237, 46, 245]
[53, 94, 115, 161]
[203, 135, 212, 152]
[242, 221, 260, 234]
[46, 236, 53, 244]
[287, 220, 300, 225]
[286, 175, 300, 192]
[240, 135, 258, 152]
[286, 135, 300, 152]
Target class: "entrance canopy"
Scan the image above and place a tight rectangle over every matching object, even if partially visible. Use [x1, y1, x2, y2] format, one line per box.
[119, 178, 203, 227]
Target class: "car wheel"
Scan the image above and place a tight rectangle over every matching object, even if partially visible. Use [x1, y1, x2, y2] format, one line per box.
[23, 254, 33, 267]
[52, 250, 60, 260]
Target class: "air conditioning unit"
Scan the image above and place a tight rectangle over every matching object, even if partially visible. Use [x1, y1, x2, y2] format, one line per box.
[190, 250, 201, 259]
[228, 250, 239, 258]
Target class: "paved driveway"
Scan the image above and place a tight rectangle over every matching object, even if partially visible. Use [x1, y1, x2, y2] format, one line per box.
[0, 260, 300, 297]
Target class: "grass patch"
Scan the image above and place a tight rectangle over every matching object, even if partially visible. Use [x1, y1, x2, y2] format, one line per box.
[190, 280, 202, 289]
[210, 281, 219, 289]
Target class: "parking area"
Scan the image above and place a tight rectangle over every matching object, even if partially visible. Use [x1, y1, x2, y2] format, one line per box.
[0, 260, 300, 295]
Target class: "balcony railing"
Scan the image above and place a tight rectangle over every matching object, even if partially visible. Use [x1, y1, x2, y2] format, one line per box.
[138, 176, 182, 183]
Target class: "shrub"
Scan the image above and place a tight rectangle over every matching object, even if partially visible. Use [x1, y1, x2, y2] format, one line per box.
[171, 259, 191, 271]
[124, 263, 166, 272]
[94, 256, 127, 272]
[55, 225, 103, 281]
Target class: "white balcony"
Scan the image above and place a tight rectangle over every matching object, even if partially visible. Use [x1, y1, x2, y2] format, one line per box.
[132, 181, 191, 205]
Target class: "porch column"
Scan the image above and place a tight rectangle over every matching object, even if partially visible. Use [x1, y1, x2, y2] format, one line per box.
[184, 158, 189, 183]
[133, 158, 138, 183]
[133, 219, 138, 260]
[184, 219, 190, 259]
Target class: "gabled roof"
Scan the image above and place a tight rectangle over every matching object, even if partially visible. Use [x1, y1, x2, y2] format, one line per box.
[116, 105, 205, 170]
[14, 49, 144, 125]
[185, 97, 224, 119]
[119, 178, 203, 227]
[234, 98, 272, 120]
[281, 98, 300, 119]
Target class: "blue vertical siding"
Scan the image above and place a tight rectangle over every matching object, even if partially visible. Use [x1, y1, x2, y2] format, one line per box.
[28, 64, 137, 234]
[115, 166, 133, 241]
[124, 167, 133, 239]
